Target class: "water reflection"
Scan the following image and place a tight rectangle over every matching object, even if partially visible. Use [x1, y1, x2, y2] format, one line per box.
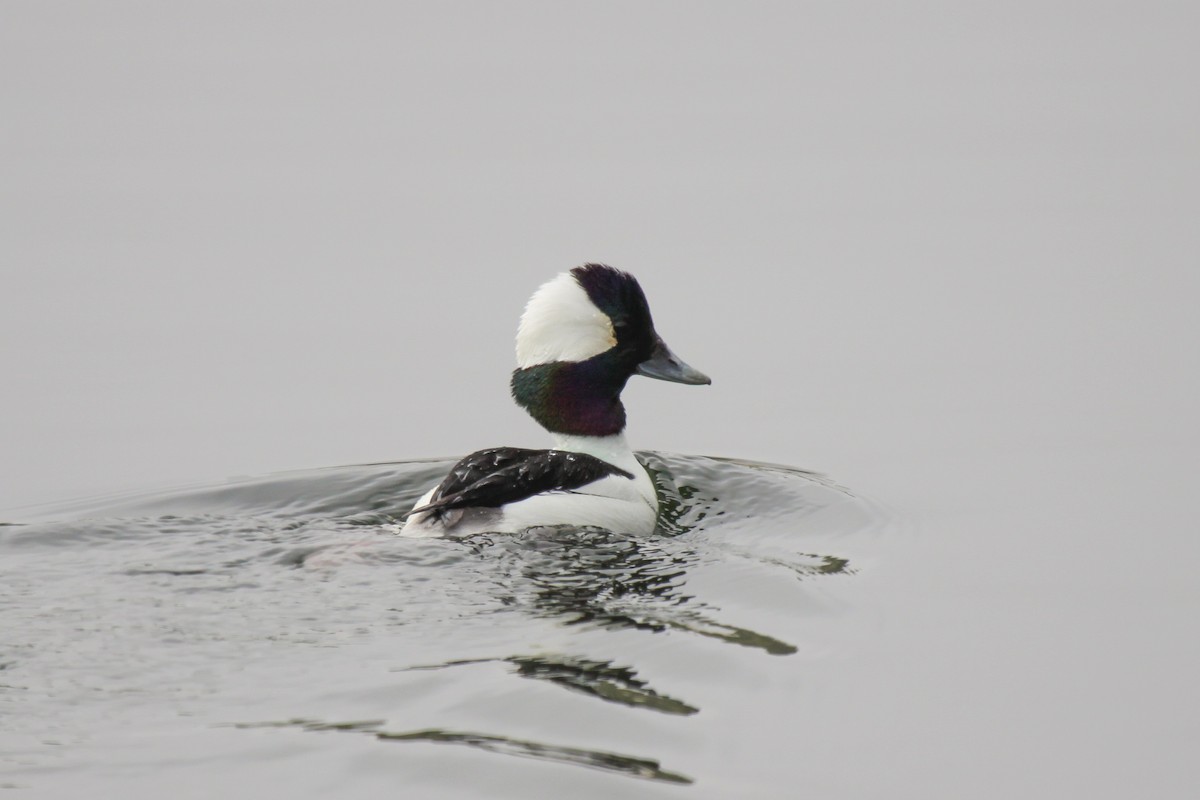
[400, 654, 700, 715]
[235, 718, 693, 784]
[463, 526, 798, 655]
[7, 453, 877, 792]
[508, 655, 699, 715]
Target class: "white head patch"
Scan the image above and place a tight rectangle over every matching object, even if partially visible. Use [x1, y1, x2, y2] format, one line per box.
[515, 272, 617, 368]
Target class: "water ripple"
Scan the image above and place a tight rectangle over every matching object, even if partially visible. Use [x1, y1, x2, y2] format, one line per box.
[1, 452, 887, 790]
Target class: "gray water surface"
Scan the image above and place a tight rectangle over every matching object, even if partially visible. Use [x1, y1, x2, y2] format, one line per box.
[1, 454, 888, 796]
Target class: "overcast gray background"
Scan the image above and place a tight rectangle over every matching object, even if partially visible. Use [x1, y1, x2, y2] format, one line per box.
[2, 3, 1198, 796]
[3, 2, 1195, 512]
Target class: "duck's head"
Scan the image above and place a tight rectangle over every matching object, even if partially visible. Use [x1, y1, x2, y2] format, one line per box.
[511, 264, 710, 437]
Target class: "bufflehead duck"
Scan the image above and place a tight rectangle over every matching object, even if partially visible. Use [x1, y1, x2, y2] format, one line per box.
[401, 264, 709, 537]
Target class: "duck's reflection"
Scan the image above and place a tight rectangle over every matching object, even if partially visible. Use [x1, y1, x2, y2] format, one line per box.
[459, 458, 803, 658]
[508, 654, 699, 715]
[357, 455, 858, 785]
[235, 718, 693, 784]
[400, 653, 699, 716]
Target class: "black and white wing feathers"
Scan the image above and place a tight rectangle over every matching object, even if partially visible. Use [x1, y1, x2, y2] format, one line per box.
[407, 447, 633, 520]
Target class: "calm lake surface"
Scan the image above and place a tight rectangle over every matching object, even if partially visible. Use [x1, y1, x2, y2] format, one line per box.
[4, 438, 1197, 798]
[2, 453, 893, 797]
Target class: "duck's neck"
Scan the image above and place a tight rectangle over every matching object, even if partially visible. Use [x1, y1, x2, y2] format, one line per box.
[552, 431, 638, 462]
[511, 360, 629, 437]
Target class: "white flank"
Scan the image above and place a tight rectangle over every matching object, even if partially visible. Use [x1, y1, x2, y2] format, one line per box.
[495, 476, 656, 533]
[549, 432, 656, 507]
[515, 272, 616, 368]
[399, 434, 659, 538]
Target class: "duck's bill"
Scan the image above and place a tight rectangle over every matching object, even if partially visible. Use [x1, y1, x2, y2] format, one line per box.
[636, 337, 711, 385]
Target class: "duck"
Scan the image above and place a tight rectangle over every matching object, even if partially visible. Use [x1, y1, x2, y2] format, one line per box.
[401, 263, 710, 537]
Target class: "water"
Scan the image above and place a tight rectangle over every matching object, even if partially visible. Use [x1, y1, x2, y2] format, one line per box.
[0, 454, 889, 797]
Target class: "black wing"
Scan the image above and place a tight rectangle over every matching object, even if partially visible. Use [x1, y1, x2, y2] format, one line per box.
[407, 447, 633, 519]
